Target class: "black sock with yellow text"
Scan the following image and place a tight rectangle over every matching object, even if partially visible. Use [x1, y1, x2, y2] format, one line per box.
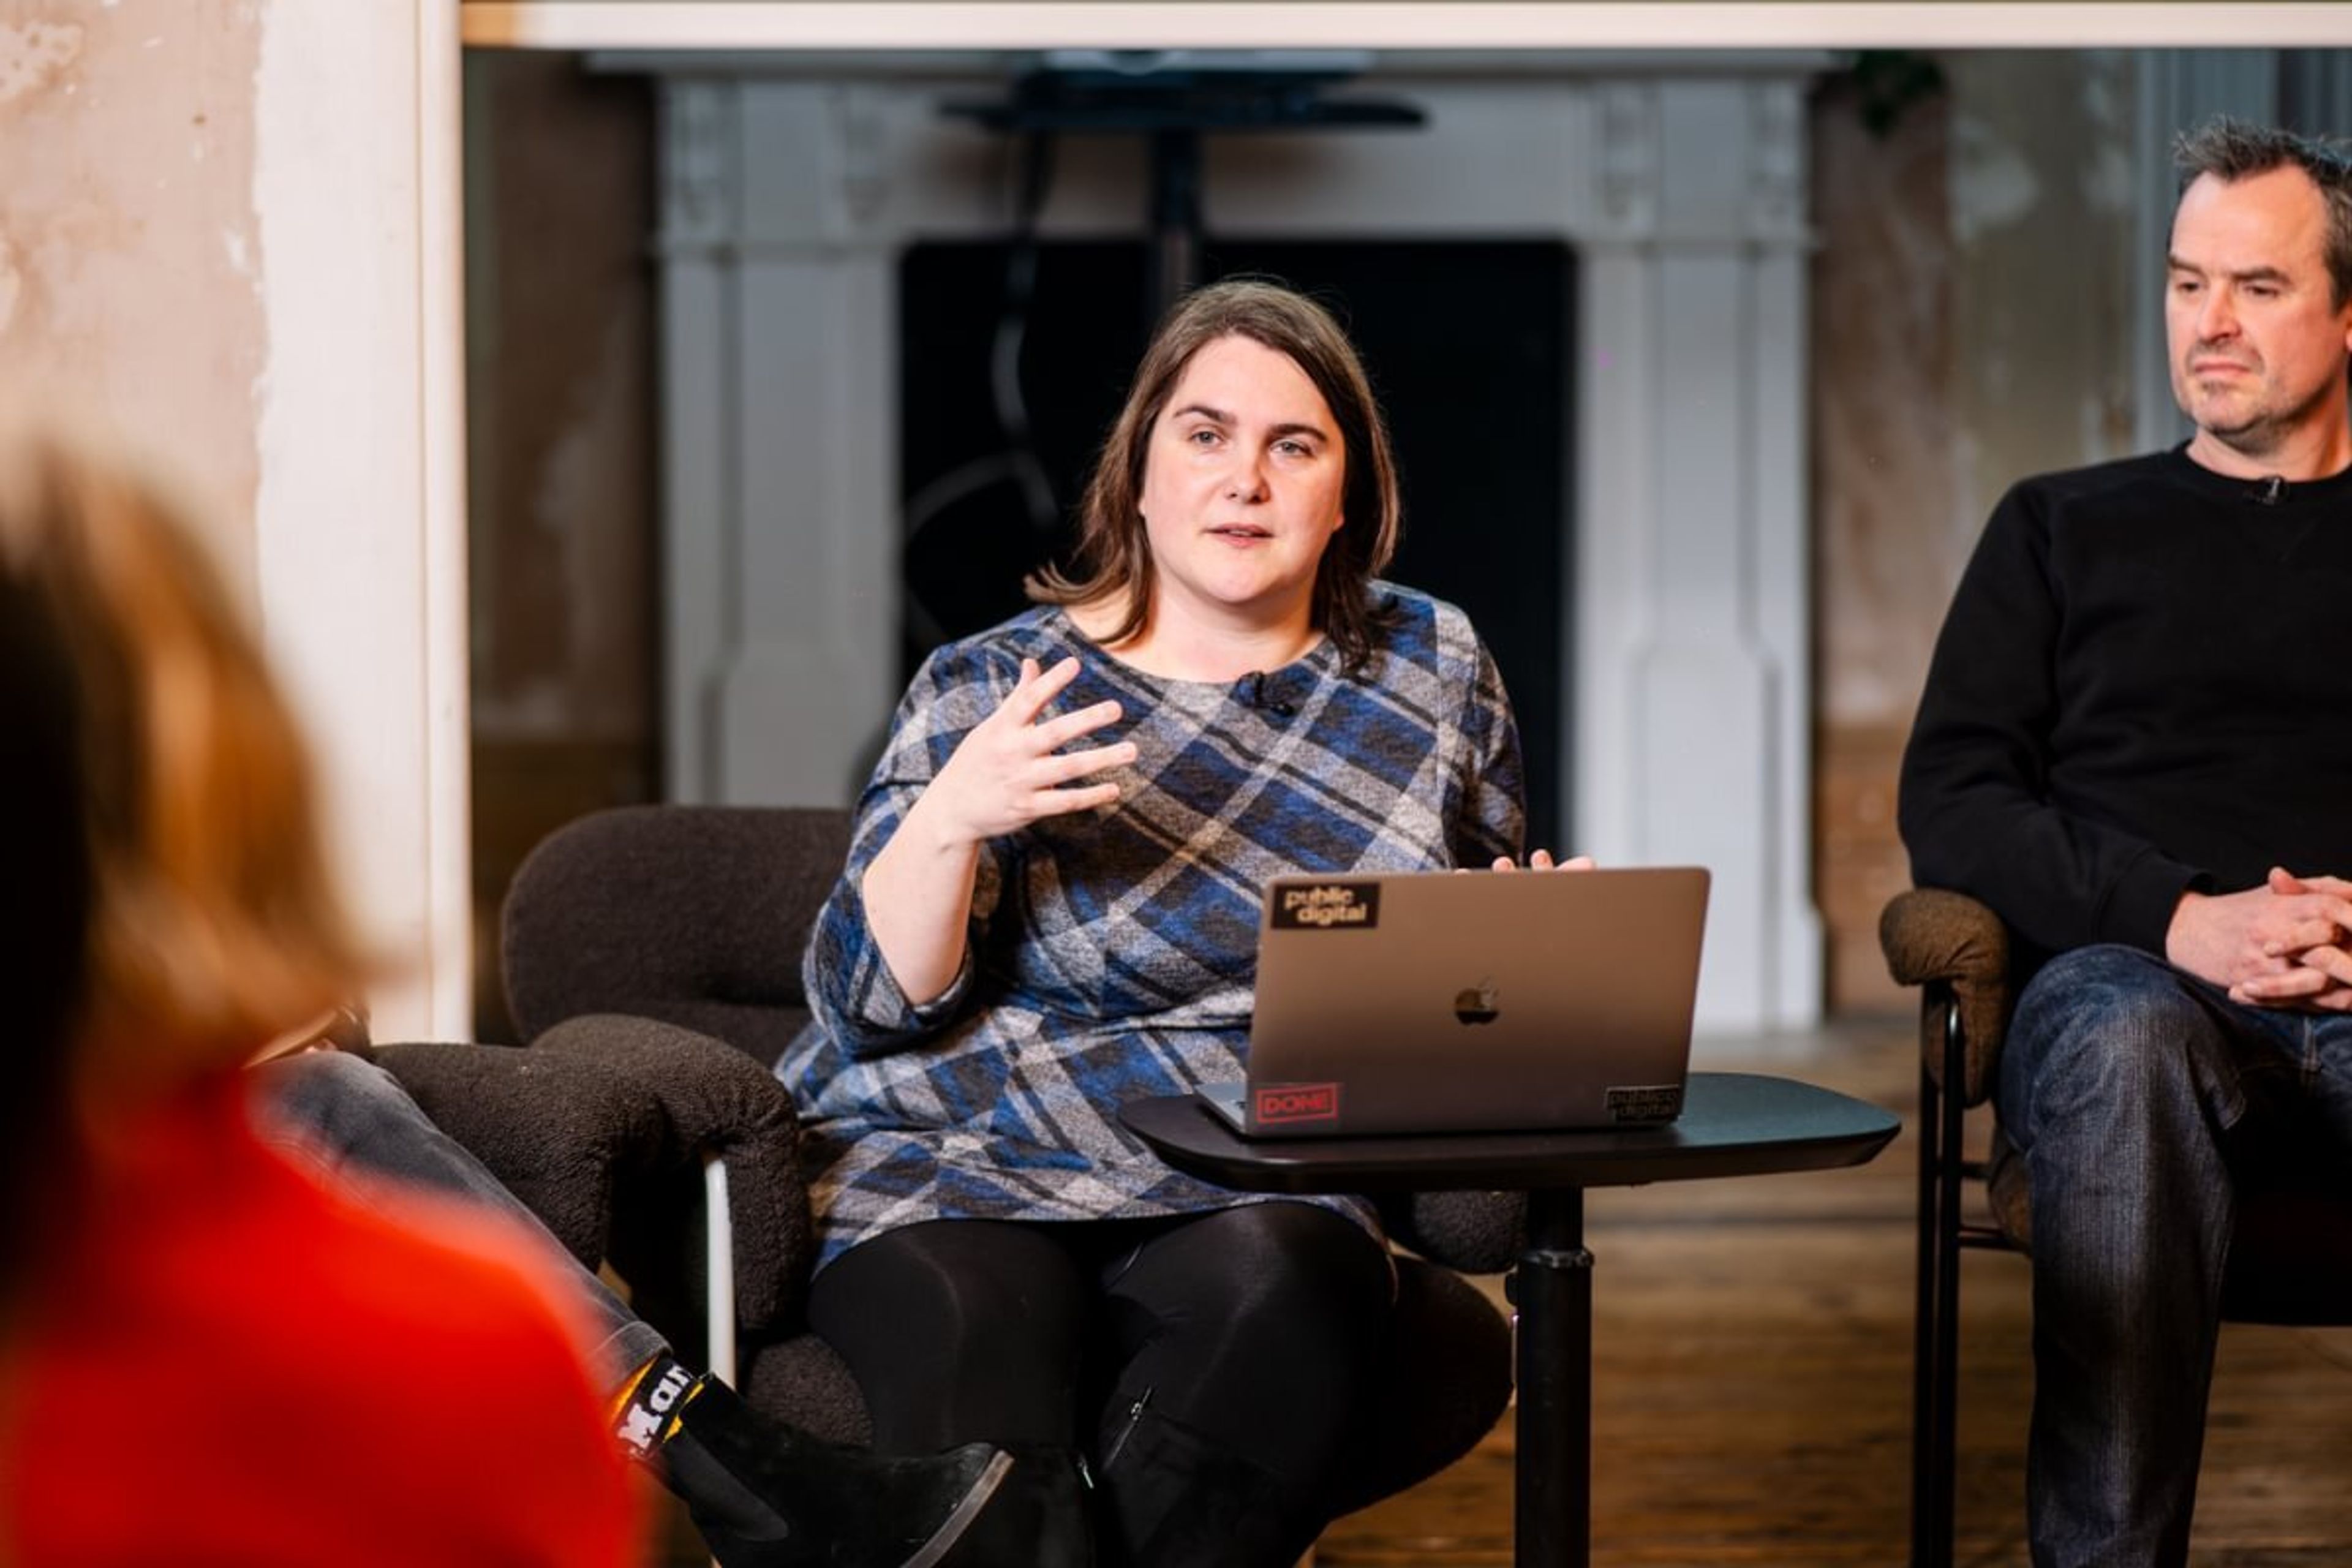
[611, 1352, 703, 1459]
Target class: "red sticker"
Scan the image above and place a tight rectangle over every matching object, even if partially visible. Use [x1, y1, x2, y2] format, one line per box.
[1254, 1082, 1341, 1126]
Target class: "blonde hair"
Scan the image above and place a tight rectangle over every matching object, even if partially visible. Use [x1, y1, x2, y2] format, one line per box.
[0, 428, 365, 1088]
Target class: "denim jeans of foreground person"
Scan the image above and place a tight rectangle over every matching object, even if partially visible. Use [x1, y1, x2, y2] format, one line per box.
[251, 1049, 669, 1382]
[1996, 944, 2352, 1568]
[249, 1049, 1091, 1568]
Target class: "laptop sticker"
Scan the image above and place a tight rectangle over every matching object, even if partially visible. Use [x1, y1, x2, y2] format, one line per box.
[1254, 1082, 1343, 1126]
[1605, 1084, 1685, 1123]
[1270, 881, 1381, 930]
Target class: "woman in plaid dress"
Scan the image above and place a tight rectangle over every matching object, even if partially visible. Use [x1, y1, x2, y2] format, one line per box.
[784, 281, 1555, 1566]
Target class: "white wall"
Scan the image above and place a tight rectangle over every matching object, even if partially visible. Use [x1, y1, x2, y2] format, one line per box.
[254, 5, 472, 1041]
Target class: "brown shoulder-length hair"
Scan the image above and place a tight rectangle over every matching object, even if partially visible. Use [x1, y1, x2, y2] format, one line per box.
[1028, 278, 1404, 670]
[0, 427, 366, 1096]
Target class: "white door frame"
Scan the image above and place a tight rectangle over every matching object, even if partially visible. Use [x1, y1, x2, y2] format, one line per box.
[254, 6, 473, 1041]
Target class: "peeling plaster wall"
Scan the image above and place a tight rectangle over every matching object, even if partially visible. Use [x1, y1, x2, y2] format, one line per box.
[4, 4, 473, 1038]
[1813, 51, 2142, 1012]
[1944, 53, 2142, 546]
[1812, 75, 1958, 1013]
[0, 1, 265, 591]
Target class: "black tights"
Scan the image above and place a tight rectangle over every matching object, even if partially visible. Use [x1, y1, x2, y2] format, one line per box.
[806, 1202, 1393, 1492]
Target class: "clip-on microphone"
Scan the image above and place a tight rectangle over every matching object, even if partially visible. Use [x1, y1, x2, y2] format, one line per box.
[1242, 671, 1297, 718]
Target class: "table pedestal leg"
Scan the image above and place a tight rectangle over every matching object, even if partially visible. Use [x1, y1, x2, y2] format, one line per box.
[1511, 1186, 1591, 1568]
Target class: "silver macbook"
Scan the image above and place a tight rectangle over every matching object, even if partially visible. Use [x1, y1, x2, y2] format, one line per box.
[1199, 867, 1710, 1139]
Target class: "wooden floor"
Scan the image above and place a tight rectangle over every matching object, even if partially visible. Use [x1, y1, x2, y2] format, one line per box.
[650, 1017, 2352, 1565]
[1317, 1019, 2352, 1567]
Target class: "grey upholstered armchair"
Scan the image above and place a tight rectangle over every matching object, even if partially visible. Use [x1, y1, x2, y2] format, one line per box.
[378, 805, 1521, 1515]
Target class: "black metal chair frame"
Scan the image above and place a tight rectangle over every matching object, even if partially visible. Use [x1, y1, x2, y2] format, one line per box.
[1910, 978, 2003, 1568]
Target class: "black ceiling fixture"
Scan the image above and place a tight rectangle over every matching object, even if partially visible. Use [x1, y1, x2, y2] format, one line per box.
[944, 50, 1426, 312]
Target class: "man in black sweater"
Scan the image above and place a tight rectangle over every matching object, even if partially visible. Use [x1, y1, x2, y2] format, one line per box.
[1900, 119, 2352, 1567]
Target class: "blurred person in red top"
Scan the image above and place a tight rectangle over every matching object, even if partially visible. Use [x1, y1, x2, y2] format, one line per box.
[0, 428, 642, 1566]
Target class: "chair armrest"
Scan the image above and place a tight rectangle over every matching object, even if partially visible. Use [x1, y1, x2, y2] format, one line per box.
[533, 1013, 815, 1333]
[1877, 888, 2014, 1106]
[739, 1335, 874, 1449]
[1377, 1190, 1526, 1275]
[371, 1041, 662, 1269]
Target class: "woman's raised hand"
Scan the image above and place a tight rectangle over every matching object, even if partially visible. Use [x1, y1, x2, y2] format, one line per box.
[922, 657, 1138, 846]
[866, 657, 1135, 1003]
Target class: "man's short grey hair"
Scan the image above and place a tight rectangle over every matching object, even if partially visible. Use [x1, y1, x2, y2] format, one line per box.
[2174, 116, 2352, 309]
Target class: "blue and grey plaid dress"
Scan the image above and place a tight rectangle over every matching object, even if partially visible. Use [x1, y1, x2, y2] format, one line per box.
[780, 582, 1525, 1269]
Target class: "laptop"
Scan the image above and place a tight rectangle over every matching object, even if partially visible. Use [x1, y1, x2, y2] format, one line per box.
[1197, 866, 1710, 1138]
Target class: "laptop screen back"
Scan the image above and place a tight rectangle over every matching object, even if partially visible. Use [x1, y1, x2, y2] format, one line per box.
[1233, 866, 1710, 1137]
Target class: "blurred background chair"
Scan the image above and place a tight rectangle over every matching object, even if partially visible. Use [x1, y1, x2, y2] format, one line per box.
[379, 804, 1522, 1517]
[1879, 887, 2352, 1568]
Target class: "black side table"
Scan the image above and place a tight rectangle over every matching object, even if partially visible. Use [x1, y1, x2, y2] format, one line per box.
[1120, 1070, 1899, 1568]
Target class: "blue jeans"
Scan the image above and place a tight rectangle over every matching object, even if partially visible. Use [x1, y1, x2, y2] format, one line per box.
[1997, 944, 2352, 1568]
[250, 1050, 669, 1387]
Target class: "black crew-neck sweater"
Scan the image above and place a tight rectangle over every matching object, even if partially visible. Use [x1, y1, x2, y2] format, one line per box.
[1898, 445, 2352, 967]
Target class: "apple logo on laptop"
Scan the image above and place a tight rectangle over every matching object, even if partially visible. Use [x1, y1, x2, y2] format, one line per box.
[1453, 979, 1501, 1025]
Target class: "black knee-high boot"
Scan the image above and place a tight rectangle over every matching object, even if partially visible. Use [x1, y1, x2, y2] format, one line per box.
[1093, 1406, 1323, 1568]
[940, 1446, 1096, 1568]
[656, 1376, 1095, 1568]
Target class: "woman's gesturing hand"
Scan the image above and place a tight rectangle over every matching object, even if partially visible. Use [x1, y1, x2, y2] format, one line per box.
[864, 657, 1137, 1007]
[922, 657, 1139, 847]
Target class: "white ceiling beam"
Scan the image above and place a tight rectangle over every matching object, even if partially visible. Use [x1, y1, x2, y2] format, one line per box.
[462, 4, 2352, 53]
